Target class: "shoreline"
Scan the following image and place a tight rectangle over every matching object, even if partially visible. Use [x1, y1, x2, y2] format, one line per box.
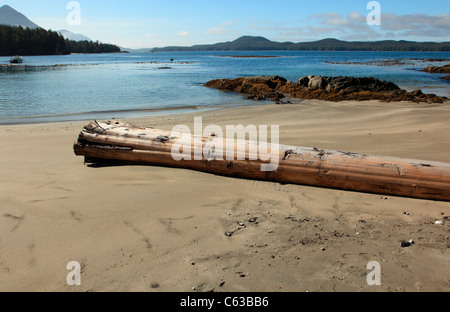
[1, 100, 449, 292]
[2, 94, 449, 127]
[0, 105, 225, 126]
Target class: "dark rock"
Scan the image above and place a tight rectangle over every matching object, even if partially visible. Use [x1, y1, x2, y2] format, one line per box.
[204, 75, 448, 104]
[298, 76, 310, 87]
[410, 89, 423, 97]
[242, 75, 287, 88]
[421, 64, 450, 74]
[401, 239, 414, 248]
[210, 76, 286, 102]
[323, 76, 400, 94]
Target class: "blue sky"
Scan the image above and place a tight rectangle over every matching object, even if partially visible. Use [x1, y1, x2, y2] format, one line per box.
[2, 0, 450, 48]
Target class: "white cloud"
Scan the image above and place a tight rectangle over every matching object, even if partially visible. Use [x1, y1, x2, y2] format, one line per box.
[205, 20, 235, 35]
[248, 11, 449, 42]
[309, 12, 349, 26]
[348, 11, 365, 23]
[177, 30, 190, 36]
[306, 11, 450, 41]
[380, 13, 450, 36]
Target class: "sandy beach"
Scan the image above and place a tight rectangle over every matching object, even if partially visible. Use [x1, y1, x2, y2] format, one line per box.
[0, 99, 449, 292]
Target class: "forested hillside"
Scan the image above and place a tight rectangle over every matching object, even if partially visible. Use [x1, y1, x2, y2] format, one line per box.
[152, 36, 450, 52]
[0, 25, 120, 56]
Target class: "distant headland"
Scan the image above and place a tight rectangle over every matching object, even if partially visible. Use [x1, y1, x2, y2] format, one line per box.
[151, 36, 450, 52]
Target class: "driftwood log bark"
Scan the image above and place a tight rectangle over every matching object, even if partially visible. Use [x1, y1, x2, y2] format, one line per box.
[74, 120, 450, 202]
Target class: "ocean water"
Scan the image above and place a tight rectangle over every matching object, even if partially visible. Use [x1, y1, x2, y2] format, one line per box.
[0, 51, 449, 124]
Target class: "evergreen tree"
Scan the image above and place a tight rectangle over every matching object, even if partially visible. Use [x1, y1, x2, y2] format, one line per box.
[0, 25, 120, 56]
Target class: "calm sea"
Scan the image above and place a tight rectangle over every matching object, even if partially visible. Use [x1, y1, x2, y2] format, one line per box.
[0, 51, 449, 124]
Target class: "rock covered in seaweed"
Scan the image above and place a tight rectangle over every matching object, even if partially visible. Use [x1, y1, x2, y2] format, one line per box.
[420, 64, 450, 74]
[204, 75, 448, 104]
[419, 64, 450, 83]
[204, 75, 287, 102]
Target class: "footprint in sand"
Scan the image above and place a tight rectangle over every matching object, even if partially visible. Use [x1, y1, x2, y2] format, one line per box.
[70, 210, 82, 222]
[3, 213, 25, 232]
[123, 220, 153, 250]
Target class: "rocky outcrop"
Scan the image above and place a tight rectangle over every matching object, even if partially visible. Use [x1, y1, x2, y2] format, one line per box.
[420, 64, 450, 83]
[204, 75, 448, 104]
[421, 64, 450, 74]
[204, 75, 287, 102]
[298, 76, 400, 93]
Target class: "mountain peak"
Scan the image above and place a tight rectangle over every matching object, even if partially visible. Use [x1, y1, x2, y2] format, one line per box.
[318, 38, 343, 42]
[0, 4, 14, 11]
[57, 29, 92, 42]
[0, 4, 41, 29]
[233, 36, 272, 43]
[226, 35, 283, 50]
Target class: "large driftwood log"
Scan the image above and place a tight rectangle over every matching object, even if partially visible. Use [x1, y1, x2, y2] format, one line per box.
[74, 120, 450, 202]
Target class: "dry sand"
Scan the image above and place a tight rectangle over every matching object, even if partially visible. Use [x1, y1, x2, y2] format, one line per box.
[0, 99, 449, 292]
